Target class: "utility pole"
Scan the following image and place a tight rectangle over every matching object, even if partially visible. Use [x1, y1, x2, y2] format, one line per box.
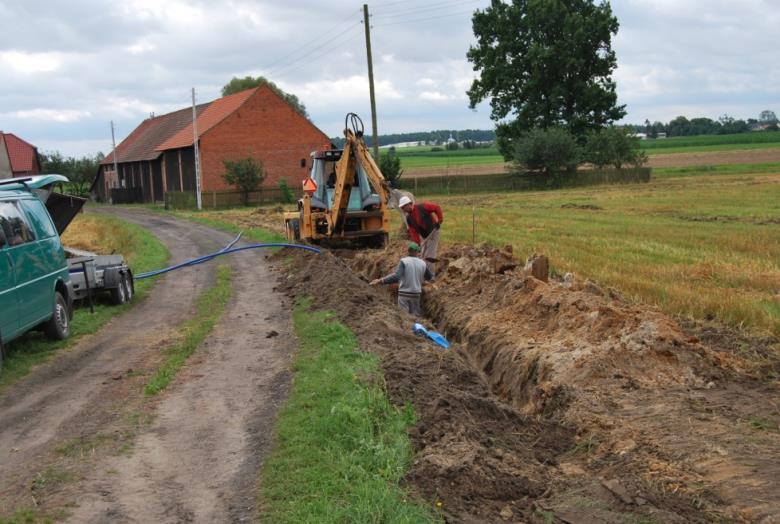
[363, 4, 379, 161]
[191, 88, 202, 210]
[110, 121, 119, 188]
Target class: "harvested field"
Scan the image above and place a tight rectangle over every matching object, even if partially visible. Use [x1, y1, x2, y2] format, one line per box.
[403, 148, 780, 177]
[279, 241, 780, 523]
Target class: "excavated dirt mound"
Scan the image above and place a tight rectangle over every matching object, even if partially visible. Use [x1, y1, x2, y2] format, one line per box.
[345, 242, 780, 522]
[278, 244, 777, 523]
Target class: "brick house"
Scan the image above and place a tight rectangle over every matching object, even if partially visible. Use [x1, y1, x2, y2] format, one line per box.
[0, 131, 41, 179]
[95, 85, 331, 203]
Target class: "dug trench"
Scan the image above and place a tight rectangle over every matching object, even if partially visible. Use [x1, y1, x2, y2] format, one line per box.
[279, 241, 780, 523]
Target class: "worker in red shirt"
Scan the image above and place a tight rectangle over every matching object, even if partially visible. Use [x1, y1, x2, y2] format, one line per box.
[398, 195, 443, 274]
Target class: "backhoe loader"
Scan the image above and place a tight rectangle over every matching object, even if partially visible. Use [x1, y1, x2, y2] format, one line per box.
[283, 113, 391, 247]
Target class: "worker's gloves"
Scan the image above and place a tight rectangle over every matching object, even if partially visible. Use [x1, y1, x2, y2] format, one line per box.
[433, 223, 441, 230]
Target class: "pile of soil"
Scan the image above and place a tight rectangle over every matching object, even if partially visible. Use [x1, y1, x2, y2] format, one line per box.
[279, 242, 780, 522]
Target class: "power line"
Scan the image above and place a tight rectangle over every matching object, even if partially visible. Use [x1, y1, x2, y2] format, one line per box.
[373, 0, 482, 19]
[261, 9, 362, 74]
[374, 8, 479, 27]
[266, 28, 364, 79]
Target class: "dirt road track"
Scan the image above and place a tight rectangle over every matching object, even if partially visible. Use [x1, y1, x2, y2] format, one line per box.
[0, 208, 294, 523]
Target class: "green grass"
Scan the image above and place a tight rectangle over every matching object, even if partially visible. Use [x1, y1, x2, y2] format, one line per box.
[0, 216, 169, 392]
[260, 298, 438, 523]
[391, 132, 780, 169]
[144, 265, 232, 395]
[414, 166, 780, 336]
[0, 508, 60, 524]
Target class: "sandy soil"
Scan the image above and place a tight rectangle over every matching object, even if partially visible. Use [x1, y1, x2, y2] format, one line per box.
[0, 208, 294, 523]
[403, 148, 780, 177]
[280, 242, 780, 523]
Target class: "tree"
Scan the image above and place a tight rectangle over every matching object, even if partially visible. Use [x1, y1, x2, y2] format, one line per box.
[467, 0, 625, 158]
[379, 147, 404, 187]
[221, 157, 265, 206]
[222, 76, 308, 118]
[512, 127, 580, 185]
[39, 150, 101, 197]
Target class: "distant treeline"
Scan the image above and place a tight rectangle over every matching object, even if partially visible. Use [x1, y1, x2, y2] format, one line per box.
[630, 111, 778, 138]
[330, 129, 496, 148]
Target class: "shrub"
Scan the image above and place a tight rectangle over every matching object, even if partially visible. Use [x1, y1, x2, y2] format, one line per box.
[512, 127, 580, 185]
[379, 149, 404, 187]
[584, 126, 647, 169]
[278, 179, 295, 204]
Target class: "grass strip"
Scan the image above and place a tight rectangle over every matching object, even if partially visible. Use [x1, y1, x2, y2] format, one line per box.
[144, 265, 232, 395]
[0, 215, 169, 392]
[260, 298, 438, 523]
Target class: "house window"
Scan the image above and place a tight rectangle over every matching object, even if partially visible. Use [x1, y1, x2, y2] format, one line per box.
[300, 158, 306, 168]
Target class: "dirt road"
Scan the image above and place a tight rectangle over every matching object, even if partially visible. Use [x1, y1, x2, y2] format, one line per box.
[0, 208, 294, 522]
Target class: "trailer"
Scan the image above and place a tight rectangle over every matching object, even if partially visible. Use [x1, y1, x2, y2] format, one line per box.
[66, 248, 135, 305]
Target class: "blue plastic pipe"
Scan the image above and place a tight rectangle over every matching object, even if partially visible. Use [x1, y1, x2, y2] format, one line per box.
[135, 239, 320, 280]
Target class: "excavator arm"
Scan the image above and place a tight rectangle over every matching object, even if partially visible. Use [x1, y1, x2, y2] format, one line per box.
[327, 113, 391, 236]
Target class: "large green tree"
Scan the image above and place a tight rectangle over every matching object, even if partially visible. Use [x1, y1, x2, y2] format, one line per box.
[222, 76, 308, 118]
[467, 0, 626, 158]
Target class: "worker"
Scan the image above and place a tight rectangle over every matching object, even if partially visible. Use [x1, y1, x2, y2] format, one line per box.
[398, 195, 443, 273]
[370, 241, 434, 316]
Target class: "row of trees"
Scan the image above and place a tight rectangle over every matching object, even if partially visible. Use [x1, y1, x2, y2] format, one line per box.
[634, 111, 779, 138]
[39, 151, 103, 196]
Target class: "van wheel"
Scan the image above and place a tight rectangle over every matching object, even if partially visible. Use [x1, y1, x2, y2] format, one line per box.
[44, 292, 71, 341]
[110, 278, 128, 305]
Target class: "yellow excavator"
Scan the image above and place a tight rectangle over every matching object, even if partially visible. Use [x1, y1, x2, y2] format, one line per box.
[283, 113, 392, 247]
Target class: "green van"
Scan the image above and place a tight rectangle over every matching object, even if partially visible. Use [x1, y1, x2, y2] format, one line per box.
[0, 175, 74, 367]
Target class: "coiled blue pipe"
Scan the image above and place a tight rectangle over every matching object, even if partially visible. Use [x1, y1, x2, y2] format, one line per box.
[135, 233, 320, 280]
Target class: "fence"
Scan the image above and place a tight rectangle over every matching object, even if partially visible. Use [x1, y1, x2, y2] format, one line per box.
[165, 188, 298, 210]
[395, 167, 651, 196]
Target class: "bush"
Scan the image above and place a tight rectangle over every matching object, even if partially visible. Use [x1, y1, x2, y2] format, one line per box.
[221, 156, 265, 206]
[512, 127, 580, 185]
[278, 179, 295, 204]
[584, 126, 647, 169]
[379, 149, 404, 187]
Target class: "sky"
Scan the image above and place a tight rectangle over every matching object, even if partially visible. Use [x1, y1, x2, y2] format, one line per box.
[1, 0, 778, 157]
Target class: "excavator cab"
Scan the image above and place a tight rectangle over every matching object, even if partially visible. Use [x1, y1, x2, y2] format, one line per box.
[283, 113, 390, 247]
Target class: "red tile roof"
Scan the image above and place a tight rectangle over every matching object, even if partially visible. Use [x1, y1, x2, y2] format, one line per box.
[156, 88, 257, 152]
[1, 132, 39, 173]
[102, 104, 209, 165]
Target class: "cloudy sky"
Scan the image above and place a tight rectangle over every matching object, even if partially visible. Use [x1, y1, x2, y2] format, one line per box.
[1, 0, 778, 157]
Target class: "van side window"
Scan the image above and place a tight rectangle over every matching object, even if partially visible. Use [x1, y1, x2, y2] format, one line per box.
[20, 199, 57, 239]
[0, 201, 36, 246]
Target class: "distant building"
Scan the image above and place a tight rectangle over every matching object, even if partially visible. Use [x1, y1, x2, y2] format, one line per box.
[93, 85, 331, 203]
[0, 132, 41, 179]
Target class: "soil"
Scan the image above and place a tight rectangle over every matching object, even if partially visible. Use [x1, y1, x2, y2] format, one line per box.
[0, 208, 294, 523]
[280, 241, 780, 523]
[404, 148, 780, 177]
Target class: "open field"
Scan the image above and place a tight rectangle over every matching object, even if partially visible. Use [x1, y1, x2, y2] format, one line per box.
[426, 168, 780, 336]
[396, 131, 780, 173]
[403, 149, 780, 177]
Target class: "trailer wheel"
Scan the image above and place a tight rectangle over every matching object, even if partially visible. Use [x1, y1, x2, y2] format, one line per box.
[110, 278, 128, 305]
[123, 273, 134, 301]
[44, 292, 71, 341]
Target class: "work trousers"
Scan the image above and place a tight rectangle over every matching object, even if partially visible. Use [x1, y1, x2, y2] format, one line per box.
[420, 228, 440, 274]
[398, 294, 423, 316]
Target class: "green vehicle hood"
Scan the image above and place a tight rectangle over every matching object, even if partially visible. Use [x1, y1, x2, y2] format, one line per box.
[0, 174, 69, 191]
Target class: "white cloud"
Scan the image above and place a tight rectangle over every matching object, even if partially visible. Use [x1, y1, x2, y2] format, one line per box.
[3, 108, 91, 123]
[419, 91, 456, 102]
[0, 51, 62, 73]
[417, 78, 436, 87]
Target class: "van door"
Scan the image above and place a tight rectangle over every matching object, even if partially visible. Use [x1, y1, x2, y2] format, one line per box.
[0, 201, 47, 330]
[0, 225, 19, 342]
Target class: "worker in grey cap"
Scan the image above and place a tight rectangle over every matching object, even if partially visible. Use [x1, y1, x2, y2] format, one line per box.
[370, 241, 434, 316]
